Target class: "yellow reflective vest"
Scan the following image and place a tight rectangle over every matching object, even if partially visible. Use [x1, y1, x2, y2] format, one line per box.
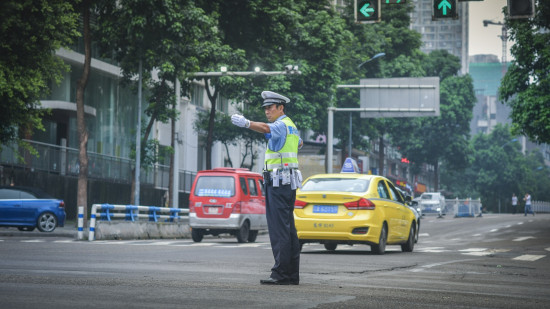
[264, 116, 299, 171]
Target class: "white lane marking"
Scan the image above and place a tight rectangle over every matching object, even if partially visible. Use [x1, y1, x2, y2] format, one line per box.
[505, 225, 511, 228]
[460, 248, 510, 256]
[490, 229, 499, 232]
[513, 236, 535, 242]
[517, 222, 524, 225]
[513, 255, 545, 261]
[21, 239, 45, 243]
[459, 248, 487, 252]
[419, 233, 430, 237]
[410, 259, 477, 272]
[472, 234, 481, 237]
[415, 247, 450, 253]
[545, 248, 550, 252]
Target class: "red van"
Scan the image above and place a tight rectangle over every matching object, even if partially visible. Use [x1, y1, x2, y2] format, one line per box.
[189, 168, 267, 243]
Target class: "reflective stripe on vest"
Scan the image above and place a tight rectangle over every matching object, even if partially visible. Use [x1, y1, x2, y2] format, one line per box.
[265, 117, 299, 171]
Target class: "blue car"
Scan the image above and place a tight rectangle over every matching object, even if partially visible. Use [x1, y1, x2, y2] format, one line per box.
[0, 186, 66, 232]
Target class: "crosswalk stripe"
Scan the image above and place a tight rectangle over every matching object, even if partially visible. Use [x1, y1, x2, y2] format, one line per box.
[513, 255, 545, 261]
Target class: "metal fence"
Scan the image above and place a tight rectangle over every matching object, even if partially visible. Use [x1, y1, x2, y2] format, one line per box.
[0, 140, 195, 193]
[533, 201, 550, 213]
[444, 198, 482, 217]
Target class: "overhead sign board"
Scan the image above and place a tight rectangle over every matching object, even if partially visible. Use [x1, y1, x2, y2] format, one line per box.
[358, 77, 440, 118]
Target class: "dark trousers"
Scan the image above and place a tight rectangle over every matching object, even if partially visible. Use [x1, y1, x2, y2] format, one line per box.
[265, 183, 300, 282]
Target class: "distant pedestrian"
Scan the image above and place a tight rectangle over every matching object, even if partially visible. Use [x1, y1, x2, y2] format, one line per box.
[523, 193, 534, 216]
[511, 193, 518, 214]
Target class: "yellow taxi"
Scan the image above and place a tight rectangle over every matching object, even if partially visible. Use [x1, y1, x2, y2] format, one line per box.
[294, 158, 417, 254]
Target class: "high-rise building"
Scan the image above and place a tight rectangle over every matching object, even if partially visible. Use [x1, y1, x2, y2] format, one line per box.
[409, 0, 469, 74]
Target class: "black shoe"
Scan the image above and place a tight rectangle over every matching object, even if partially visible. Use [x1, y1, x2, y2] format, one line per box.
[260, 277, 290, 285]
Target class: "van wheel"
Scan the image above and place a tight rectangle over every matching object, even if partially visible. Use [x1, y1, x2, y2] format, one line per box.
[371, 224, 387, 255]
[236, 221, 250, 243]
[191, 229, 204, 242]
[248, 230, 258, 242]
[324, 243, 337, 251]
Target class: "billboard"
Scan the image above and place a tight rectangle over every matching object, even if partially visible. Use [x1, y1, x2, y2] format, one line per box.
[359, 77, 440, 118]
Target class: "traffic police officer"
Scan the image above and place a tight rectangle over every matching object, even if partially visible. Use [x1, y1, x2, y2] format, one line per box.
[231, 91, 303, 285]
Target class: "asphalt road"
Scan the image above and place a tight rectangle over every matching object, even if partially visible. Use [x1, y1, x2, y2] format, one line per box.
[1, 214, 549, 309]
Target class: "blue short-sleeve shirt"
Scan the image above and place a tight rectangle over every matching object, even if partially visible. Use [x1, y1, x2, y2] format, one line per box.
[264, 115, 302, 152]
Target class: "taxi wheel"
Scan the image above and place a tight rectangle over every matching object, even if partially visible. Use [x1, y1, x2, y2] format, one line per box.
[401, 224, 415, 252]
[191, 229, 204, 242]
[236, 221, 250, 243]
[371, 224, 387, 255]
[324, 243, 337, 251]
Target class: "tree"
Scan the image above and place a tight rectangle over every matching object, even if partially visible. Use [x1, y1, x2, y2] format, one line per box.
[96, 0, 221, 205]
[0, 0, 78, 146]
[334, 0, 425, 173]
[499, 1, 550, 144]
[391, 50, 476, 192]
[197, 1, 353, 168]
[76, 0, 92, 225]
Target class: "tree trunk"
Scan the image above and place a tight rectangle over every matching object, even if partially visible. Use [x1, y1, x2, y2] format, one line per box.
[204, 78, 217, 170]
[76, 0, 91, 225]
[168, 101, 176, 207]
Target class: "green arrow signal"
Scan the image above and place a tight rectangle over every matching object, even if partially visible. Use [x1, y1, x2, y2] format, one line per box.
[438, 0, 451, 16]
[360, 3, 375, 17]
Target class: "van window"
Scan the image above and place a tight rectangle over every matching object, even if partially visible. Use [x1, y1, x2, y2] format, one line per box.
[239, 177, 248, 195]
[194, 176, 235, 197]
[248, 178, 258, 196]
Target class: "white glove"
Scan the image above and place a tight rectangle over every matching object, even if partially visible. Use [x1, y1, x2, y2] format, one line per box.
[231, 114, 250, 128]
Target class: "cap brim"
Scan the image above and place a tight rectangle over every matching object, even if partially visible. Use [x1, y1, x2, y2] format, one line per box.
[261, 102, 276, 107]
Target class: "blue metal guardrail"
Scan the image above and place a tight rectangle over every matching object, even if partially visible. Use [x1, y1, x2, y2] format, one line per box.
[87, 203, 189, 241]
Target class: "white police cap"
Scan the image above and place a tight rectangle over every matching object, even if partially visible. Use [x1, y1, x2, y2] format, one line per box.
[261, 91, 290, 107]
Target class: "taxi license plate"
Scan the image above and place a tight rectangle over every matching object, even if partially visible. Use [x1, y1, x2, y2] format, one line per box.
[313, 205, 338, 214]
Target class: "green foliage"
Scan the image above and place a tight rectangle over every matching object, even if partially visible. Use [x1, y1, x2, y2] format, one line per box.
[499, 1, 550, 144]
[0, 0, 79, 145]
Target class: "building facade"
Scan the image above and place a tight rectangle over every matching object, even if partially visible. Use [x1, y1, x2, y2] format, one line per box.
[409, 0, 469, 74]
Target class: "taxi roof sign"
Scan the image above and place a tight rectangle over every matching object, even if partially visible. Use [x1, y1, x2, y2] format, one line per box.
[341, 157, 360, 173]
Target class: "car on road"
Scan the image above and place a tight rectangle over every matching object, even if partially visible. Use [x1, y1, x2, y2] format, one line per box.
[395, 187, 421, 243]
[418, 192, 446, 218]
[0, 186, 66, 232]
[189, 168, 267, 243]
[293, 158, 418, 254]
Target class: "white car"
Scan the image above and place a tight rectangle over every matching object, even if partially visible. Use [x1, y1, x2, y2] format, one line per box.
[419, 192, 446, 218]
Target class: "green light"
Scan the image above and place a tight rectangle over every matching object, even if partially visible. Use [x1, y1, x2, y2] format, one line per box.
[438, 0, 451, 15]
[360, 3, 375, 17]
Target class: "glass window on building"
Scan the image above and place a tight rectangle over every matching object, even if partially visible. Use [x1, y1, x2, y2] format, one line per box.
[191, 84, 204, 107]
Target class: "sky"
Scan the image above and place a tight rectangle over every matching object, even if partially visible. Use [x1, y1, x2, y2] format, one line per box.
[468, 0, 513, 62]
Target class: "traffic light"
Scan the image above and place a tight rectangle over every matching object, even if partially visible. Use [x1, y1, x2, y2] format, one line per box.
[355, 0, 380, 23]
[507, 0, 535, 19]
[432, 0, 458, 20]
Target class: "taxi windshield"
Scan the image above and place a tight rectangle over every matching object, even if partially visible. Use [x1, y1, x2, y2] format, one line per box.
[300, 178, 369, 192]
[421, 194, 435, 200]
[194, 176, 235, 197]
